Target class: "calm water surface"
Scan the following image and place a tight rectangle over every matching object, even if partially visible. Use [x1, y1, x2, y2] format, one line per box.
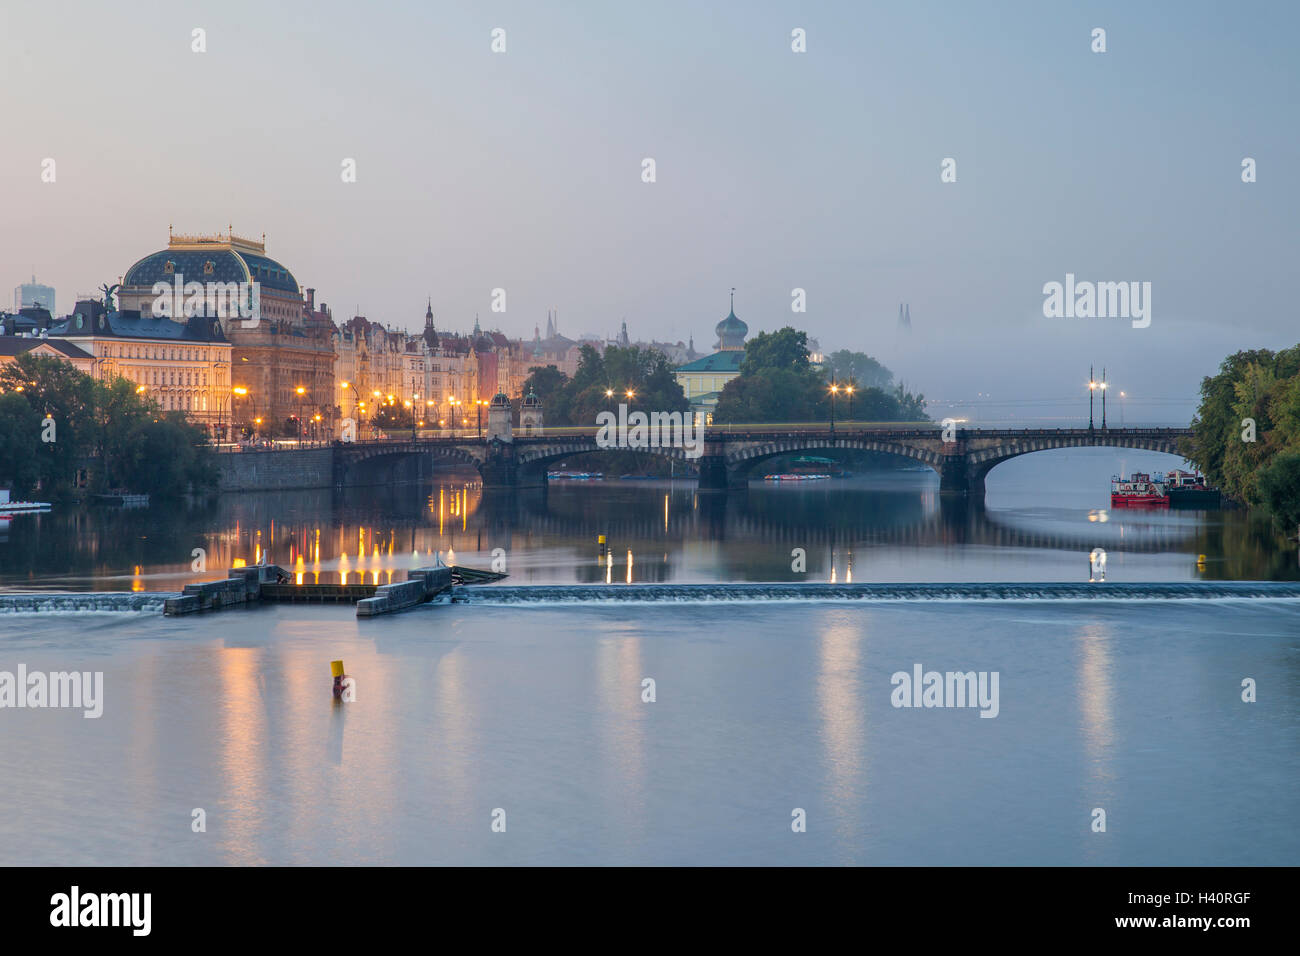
[0, 450, 1296, 865]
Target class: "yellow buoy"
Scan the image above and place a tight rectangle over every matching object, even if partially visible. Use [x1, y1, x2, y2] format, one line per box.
[331, 660, 349, 700]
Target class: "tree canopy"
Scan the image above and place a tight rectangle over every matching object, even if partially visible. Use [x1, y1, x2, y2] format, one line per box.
[712, 326, 928, 424]
[1185, 344, 1300, 529]
[523, 345, 688, 427]
[0, 353, 215, 498]
[824, 349, 893, 390]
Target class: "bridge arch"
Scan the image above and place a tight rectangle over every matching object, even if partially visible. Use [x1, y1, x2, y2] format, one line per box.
[334, 442, 486, 488]
[965, 433, 1186, 488]
[724, 437, 945, 483]
[513, 439, 698, 483]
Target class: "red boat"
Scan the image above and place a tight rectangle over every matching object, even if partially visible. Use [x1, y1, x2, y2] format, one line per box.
[1110, 472, 1169, 507]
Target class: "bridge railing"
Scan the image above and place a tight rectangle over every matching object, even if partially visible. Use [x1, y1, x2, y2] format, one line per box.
[325, 422, 1191, 446]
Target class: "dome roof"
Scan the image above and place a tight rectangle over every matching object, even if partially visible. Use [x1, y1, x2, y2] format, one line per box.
[490, 389, 511, 407]
[522, 388, 542, 407]
[714, 307, 748, 350]
[122, 235, 300, 296]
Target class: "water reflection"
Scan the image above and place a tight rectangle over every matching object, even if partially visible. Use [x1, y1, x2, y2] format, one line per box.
[817, 620, 865, 859]
[1, 467, 1296, 591]
[1075, 622, 1116, 861]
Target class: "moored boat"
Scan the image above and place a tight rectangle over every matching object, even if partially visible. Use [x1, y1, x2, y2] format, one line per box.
[1110, 472, 1168, 507]
[1164, 469, 1221, 508]
[0, 489, 52, 514]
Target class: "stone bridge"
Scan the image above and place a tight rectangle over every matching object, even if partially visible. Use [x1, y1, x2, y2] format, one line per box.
[331, 426, 1192, 502]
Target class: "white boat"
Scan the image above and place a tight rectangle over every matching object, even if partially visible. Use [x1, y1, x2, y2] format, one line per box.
[0, 489, 51, 513]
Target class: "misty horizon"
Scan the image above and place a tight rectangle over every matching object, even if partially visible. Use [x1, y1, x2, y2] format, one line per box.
[4, 0, 1296, 425]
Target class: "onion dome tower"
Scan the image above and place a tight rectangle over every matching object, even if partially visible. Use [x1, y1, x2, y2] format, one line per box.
[714, 289, 748, 351]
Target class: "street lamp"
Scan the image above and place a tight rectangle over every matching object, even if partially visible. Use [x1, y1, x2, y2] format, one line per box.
[1087, 367, 1098, 430]
[846, 384, 855, 422]
[828, 380, 840, 433]
[295, 385, 307, 442]
[233, 386, 255, 441]
[474, 398, 486, 438]
[1119, 390, 1126, 427]
[1099, 368, 1108, 430]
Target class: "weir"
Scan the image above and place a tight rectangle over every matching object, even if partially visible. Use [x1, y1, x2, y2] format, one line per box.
[160, 564, 485, 617]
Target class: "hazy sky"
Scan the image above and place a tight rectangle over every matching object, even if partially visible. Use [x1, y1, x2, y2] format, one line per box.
[2, 1, 1296, 424]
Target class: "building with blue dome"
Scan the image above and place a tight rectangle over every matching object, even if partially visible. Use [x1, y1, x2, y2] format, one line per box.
[115, 229, 334, 438]
[675, 291, 750, 422]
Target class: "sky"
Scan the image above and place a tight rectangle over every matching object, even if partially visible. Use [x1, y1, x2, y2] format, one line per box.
[2, 0, 1296, 425]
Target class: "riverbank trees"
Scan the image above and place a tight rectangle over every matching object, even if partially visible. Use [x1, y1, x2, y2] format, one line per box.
[0, 353, 215, 499]
[1186, 345, 1300, 533]
[712, 328, 927, 424]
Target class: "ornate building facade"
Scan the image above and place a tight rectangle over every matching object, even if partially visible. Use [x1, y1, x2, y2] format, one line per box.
[117, 230, 332, 437]
[47, 298, 232, 432]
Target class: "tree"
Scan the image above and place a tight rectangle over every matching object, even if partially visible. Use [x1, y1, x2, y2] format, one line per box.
[740, 328, 813, 376]
[542, 345, 688, 427]
[1258, 453, 1300, 535]
[522, 364, 570, 422]
[0, 353, 97, 496]
[0, 391, 43, 497]
[713, 326, 928, 424]
[1185, 345, 1300, 509]
[825, 349, 893, 389]
[0, 354, 216, 497]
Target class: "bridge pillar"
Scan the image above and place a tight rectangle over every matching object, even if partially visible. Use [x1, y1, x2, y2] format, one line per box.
[479, 450, 522, 491]
[938, 454, 985, 498]
[697, 456, 729, 493]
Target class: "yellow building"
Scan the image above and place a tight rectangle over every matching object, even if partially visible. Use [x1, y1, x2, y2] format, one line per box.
[673, 298, 749, 419]
[49, 298, 233, 436]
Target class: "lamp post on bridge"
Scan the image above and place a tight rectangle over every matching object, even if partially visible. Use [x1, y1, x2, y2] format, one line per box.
[828, 379, 839, 434]
[1100, 368, 1107, 430]
[1087, 367, 1097, 431]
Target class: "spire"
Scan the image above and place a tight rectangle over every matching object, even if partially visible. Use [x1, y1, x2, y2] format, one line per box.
[730, 287, 736, 315]
[425, 298, 433, 324]
[904, 304, 911, 327]
[473, 313, 481, 334]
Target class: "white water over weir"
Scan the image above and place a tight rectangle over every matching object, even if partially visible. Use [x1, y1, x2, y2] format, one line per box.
[2, 581, 1300, 614]
[0, 592, 174, 613]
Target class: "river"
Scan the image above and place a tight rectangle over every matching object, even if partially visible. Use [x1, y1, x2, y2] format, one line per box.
[1, 448, 1296, 865]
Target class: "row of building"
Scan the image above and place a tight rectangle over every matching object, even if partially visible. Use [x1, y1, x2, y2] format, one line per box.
[2, 229, 762, 437]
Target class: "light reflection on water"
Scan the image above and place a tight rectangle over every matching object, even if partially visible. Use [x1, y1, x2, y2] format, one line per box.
[0, 450, 1296, 865]
[2, 450, 1295, 593]
[0, 600, 1295, 865]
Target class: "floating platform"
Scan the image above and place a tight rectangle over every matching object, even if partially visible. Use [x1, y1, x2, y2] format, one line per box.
[91, 493, 150, 507]
[162, 564, 506, 617]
